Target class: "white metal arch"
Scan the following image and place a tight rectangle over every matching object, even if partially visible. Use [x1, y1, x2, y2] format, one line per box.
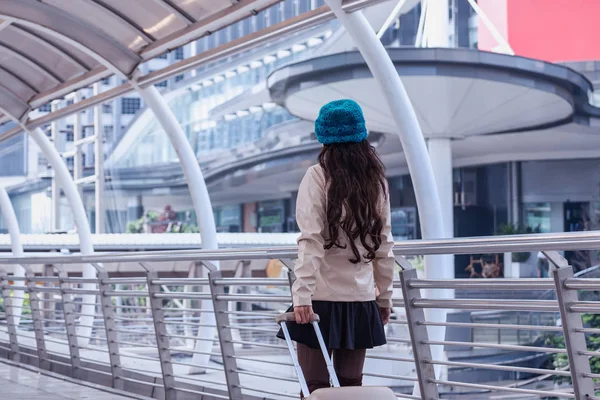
[0, 1, 221, 363]
[322, 0, 451, 391]
[0, 99, 98, 347]
[0, 186, 25, 326]
[136, 85, 220, 371]
[0, 1, 221, 358]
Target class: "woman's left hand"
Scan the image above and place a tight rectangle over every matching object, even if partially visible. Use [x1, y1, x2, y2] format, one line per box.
[379, 307, 391, 325]
[294, 305, 314, 324]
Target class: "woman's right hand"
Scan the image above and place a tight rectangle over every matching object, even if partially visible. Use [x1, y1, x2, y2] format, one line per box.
[294, 305, 314, 324]
[379, 307, 391, 325]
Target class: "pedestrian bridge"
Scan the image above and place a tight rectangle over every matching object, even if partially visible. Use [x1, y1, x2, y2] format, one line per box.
[0, 232, 599, 400]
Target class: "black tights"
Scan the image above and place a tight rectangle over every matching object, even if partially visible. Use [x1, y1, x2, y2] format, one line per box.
[297, 343, 366, 397]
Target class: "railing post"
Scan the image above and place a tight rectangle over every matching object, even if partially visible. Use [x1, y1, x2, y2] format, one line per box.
[545, 251, 595, 398]
[25, 270, 49, 370]
[0, 269, 19, 362]
[97, 268, 123, 390]
[398, 263, 439, 400]
[57, 269, 82, 379]
[145, 268, 176, 399]
[207, 265, 243, 400]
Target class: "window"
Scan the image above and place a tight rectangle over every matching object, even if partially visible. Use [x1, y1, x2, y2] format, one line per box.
[102, 77, 111, 85]
[103, 125, 113, 135]
[524, 203, 551, 233]
[82, 125, 94, 137]
[155, 80, 168, 88]
[175, 74, 185, 82]
[121, 98, 141, 114]
[102, 104, 112, 114]
[174, 47, 184, 60]
[65, 124, 74, 142]
[38, 104, 51, 112]
[156, 53, 168, 60]
[66, 98, 74, 106]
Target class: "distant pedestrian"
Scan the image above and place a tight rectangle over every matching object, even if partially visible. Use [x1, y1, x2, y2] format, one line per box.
[537, 251, 550, 278]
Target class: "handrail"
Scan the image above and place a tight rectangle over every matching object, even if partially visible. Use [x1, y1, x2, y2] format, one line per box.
[1, 232, 598, 399]
[0, 230, 599, 265]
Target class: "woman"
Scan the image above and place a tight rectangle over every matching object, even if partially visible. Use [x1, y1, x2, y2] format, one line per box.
[277, 99, 395, 393]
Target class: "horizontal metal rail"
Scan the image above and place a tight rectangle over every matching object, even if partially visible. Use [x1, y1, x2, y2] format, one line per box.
[427, 359, 572, 377]
[413, 299, 559, 312]
[1, 231, 598, 400]
[2, 231, 600, 265]
[431, 379, 575, 398]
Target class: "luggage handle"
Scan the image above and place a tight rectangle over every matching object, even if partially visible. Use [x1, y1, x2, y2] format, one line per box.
[277, 311, 340, 398]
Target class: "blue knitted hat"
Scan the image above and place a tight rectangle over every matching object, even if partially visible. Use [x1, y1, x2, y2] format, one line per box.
[314, 99, 368, 145]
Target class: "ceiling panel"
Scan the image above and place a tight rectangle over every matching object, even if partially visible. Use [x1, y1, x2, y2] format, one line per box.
[171, 0, 232, 21]
[43, 0, 149, 51]
[100, 0, 188, 40]
[0, 27, 86, 82]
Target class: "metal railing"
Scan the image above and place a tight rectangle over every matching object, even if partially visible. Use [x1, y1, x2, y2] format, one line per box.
[0, 231, 599, 399]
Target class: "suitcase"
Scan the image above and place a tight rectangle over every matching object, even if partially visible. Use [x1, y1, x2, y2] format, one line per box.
[276, 312, 397, 399]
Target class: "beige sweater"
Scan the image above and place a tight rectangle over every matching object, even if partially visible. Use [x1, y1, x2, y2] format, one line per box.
[291, 165, 395, 309]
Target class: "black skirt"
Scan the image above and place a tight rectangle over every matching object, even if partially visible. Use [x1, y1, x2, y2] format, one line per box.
[276, 300, 387, 350]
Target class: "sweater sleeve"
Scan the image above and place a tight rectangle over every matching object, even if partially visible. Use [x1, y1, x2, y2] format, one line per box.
[373, 189, 395, 309]
[291, 167, 326, 307]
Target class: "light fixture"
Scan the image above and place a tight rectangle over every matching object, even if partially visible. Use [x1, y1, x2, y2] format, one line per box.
[225, 71, 237, 78]
[224, 114, 237, 121]
[250, 60, 263, 69]
[277, 50, 291, 59]
[307, 37, 323, 47]
[262, 102, 277, 110]
[236, 110, 250, 117]
[213, 75, 225, 83]
[202, 80, 214, 87]
[249, 106, 262, 114]
[237, 65, 250, 73]
[291, 44, 307, 53]
[263, 55, 277, 64]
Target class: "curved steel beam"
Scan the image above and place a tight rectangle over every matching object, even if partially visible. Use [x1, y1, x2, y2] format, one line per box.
[0, 42, 62, 84]
[135, 84, 219, 372]
[0, 82, 33, 121]
[87, 0, 156, 43]
[0, 100, 98, 347]
[0, 65, 39, 96]
[323, 0, 450, 391]
[0, 0, 141, 77]
[0, 186, 25, 326]
[153, 0, 196, 24]
[12, 25, 92, 72]
[27, 127, 97, 347]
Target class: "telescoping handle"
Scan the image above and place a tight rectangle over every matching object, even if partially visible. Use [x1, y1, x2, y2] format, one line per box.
[277, 312, 340, 397]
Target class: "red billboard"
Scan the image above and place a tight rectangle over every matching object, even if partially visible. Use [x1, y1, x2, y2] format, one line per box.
[478, 0, 600, 63]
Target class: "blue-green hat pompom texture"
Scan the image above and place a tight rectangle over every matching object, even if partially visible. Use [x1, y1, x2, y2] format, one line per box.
[314, 99, 368, 145]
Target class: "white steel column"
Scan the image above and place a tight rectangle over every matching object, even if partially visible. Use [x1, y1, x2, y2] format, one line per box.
[28, 127, 97, 347]
[93, 83, 105, 233]
[0, 186, 25, 326]
[424, 0, 450, 47]
[50, 101, 61, 231]
[323, 0, 451, 385]
[72, 92, 83, 200]
[422, 0, 453, 383]
[136, 85, 219, 371]
[428, 138, 454, 300]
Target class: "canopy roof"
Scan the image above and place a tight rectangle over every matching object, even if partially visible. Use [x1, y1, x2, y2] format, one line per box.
[0, 0, 286, 124]
[0, 0, 386, 136]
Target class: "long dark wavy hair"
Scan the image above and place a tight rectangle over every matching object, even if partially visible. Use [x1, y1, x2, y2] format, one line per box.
[318, 141, 387, 264]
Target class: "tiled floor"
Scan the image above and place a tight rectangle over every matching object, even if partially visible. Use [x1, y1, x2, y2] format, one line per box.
[0, 362, 132, 399]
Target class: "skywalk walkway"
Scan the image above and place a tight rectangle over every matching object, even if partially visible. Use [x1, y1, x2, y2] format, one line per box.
[0, 360, 147, 400]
